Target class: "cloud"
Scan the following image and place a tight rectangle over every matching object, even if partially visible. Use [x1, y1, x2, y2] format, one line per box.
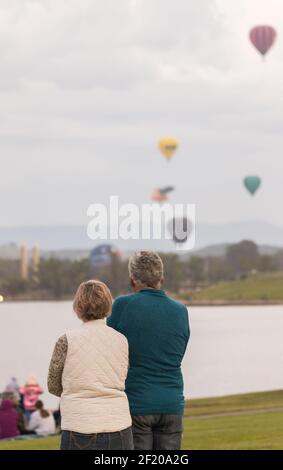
[0, 0, 234, 92]
[0, 0, 157, 91]
[0, 0, 282, 227]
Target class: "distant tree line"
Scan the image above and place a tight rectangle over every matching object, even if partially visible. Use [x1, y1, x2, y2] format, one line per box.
[0, 240, 283, 299]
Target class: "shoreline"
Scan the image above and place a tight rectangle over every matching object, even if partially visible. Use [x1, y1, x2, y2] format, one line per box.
[2, 297, 283, 306]
[183, 299, 283, 306]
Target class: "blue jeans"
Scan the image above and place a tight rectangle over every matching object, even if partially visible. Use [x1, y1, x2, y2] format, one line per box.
[131, 415, 183, 450]
[61, 427, 134, 450]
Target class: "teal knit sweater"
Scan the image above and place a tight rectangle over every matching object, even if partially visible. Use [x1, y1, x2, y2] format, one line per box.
[107, 289, 190, 416]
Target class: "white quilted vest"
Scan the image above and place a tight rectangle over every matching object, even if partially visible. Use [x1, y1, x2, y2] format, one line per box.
[60, 319, 132, 434]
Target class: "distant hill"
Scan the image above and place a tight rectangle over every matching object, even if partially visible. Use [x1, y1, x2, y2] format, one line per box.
[0, 244, 90, 261]
[0, 243, 20, 260]
[0, 242, 281, 261]
[183, 243, 281, 260]
[0, 220, 282, 254]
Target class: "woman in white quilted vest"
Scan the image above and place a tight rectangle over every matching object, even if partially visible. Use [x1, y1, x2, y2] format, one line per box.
[48, 280, 133, 450]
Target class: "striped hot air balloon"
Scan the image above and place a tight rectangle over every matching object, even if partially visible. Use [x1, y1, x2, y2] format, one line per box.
[249, 26, 277, 57]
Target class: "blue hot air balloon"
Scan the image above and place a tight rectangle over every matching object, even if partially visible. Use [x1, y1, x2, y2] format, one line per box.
[89, 244, 119, 275]
[244, 176, 261, 196]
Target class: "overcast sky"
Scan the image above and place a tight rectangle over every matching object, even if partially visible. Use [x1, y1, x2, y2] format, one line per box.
[0, 0, 282, 228]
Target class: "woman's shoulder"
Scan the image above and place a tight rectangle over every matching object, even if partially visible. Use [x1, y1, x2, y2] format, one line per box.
[105, 323, 129, 346]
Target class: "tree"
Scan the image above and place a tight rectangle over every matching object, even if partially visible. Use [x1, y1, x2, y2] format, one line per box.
[225, 240, 259, 279]
[187, 256, 205, 287]
[205, 256, 229, 283]
[258, 255, 276, 273]
[162, 253, 184, 293]
[39, 258, 89, 298]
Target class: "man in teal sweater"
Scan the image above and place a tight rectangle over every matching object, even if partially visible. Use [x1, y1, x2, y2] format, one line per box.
[107, 251, 190, 450]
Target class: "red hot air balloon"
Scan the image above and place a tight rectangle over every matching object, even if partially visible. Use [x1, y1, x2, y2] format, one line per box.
[249, 26, 277, 57]
[151, 186, 174, 203]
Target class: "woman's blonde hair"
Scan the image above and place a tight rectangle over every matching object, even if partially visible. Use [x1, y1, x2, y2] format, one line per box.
[73, 280, 112, 321]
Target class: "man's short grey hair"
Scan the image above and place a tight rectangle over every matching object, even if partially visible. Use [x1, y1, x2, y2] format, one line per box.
[128, 251, 164, 288]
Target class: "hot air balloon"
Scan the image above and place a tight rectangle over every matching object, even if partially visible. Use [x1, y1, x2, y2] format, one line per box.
[159, 138, 178, 161]
[249, 26, 277, 57]
[167, 217, 193, 244]
[89, 244, 120, 275]
[151, 186, 174, 203]
[244, 176, 261, 196]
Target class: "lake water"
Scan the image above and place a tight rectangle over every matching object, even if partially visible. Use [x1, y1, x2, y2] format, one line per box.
[0, 302, 283, 409]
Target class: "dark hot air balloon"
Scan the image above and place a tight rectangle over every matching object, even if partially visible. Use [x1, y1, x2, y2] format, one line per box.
[167, 217, 193, 244]
[249, 26, 277, 57]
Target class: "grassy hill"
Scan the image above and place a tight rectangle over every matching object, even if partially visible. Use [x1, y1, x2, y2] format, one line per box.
[187, 272, 283, 303]
[0, 390, 282, 450]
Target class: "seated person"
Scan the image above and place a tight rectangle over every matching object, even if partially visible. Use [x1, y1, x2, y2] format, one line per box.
[27, 400, 56, 436]
[20, 375, 43, 420]
[1, 391, 25, 434]
[0, 399, 20, 440]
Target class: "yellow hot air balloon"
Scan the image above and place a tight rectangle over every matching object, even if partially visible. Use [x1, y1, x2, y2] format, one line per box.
[159, 137, 178, 161]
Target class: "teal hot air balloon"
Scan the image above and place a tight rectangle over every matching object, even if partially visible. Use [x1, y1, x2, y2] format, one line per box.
[244, 176, 261, 196]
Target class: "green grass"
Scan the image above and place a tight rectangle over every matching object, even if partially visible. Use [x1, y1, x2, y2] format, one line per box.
[182, 411, 283, 450]
[184, 389, 283, 417]
[1, 390, 283, 450]
[0, 435, 60, 450]
[190, 272, 283, 302]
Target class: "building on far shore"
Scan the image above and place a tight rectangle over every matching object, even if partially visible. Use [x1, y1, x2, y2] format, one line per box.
[20, 242, 28, 280]
[31, 244, 40, 281]
[19, 243, 40, 281]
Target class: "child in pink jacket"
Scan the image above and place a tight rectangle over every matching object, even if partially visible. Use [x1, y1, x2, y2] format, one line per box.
[20, 375, 43, 418]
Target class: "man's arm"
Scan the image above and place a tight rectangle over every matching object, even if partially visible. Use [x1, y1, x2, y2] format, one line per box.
[186, 307, 190, 341]
[47, 335, 68, 397]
